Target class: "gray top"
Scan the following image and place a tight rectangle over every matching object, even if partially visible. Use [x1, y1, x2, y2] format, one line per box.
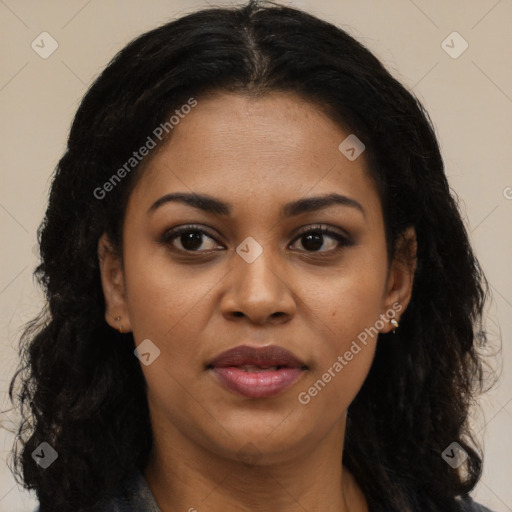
[88, 468, 161, 511]
[33, 468, 495, 511]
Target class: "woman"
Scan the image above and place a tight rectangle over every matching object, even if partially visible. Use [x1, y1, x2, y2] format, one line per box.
[8, 1, 496, 510]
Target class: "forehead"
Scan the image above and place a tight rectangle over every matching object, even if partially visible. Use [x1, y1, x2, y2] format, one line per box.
[129, 91, 381, 220]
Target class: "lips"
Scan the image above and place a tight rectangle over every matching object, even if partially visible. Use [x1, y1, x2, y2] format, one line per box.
[207, 345, 307, 398]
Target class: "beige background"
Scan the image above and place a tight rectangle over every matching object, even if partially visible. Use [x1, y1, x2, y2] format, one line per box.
[1, 0, 511, 510]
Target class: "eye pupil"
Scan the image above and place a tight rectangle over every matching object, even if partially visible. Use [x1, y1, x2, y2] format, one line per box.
[302, 232, 323, 251]
[181, 231, 203, 251]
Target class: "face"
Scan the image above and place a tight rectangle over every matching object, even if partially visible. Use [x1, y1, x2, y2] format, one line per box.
[99, 91, 415, 465]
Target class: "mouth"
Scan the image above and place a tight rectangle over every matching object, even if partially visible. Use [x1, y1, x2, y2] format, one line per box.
[206, 345, 308, 398]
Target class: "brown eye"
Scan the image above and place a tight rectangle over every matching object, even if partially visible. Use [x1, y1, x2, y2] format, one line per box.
[290, 226, 352, 253]
[161, 226, 223, 253]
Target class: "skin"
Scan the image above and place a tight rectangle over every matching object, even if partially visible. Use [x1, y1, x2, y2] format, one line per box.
[98, 91, 416, 512]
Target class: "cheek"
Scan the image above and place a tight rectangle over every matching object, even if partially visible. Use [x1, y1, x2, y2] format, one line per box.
[122, 243, 215, 362]
[297, 296, 380, 419]
[316, 253, 387, 344]
[298, 251, 387, 407]
[122, 250, 215, 418]
[332, 280, 384, 344]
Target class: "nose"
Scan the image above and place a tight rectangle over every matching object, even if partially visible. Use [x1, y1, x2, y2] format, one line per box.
[220, 247, 296, 326]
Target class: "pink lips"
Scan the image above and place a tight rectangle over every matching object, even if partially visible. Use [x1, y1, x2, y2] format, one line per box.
[207, 345, 307, 398]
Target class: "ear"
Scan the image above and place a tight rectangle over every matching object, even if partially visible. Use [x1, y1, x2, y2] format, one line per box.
[379, 226, 417, 334]
[97, 233, 132, 333]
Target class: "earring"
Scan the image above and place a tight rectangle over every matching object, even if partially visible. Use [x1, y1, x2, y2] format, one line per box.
[390, 318, 399, 334]
[115, 316, 123, 333]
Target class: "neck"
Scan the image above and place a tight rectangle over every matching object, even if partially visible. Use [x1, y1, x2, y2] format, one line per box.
[144, 413, 368, 512]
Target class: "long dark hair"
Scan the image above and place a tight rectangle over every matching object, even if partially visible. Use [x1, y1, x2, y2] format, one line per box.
[8, 1, 493, 510]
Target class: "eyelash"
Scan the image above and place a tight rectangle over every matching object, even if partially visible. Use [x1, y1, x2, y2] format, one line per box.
[160, 223, 353, 256]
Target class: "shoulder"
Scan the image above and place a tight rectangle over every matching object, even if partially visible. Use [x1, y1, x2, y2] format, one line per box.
[89, 467, 161, 512]
[32, 467, 161, 512]
[457, 494, 495, 512]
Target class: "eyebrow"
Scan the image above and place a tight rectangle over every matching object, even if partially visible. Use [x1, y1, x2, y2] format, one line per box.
[147, 191, 365, 218]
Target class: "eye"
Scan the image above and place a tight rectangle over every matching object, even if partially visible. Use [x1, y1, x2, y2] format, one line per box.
[161, 223, 352, 255]
[161, 225, 223, 253]
[289, 225, 352, 253]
